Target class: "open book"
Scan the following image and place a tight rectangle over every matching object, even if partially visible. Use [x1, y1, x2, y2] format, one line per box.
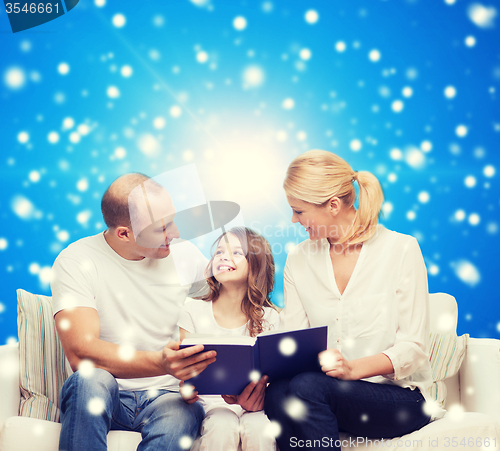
[180, 326, 328, 395]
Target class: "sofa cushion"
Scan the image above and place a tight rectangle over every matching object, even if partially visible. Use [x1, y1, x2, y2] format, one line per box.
[17, 289, 71, 422]
[339, 411, 500, 450]
[428, 332, 468, 408]
[460, 337, 500, 423]
[0, 416, 142, 451]
[0, 344, 20, 430]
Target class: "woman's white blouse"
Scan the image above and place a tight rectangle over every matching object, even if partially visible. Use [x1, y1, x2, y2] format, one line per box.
[281, 224, 442, 416]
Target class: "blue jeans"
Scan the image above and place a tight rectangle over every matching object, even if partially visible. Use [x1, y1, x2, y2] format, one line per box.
[264, 372, 431, 451]
[59, 369, 204, 451]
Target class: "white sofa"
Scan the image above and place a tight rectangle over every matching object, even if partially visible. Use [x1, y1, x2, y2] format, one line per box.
[0, 293, 499, 451]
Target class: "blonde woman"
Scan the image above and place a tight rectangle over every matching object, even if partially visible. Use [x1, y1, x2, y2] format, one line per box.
[264, 150, 443, 451]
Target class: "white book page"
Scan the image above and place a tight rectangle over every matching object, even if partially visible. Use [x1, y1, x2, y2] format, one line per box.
[257, 326, 321, 337]
[182, 334, 256, 346]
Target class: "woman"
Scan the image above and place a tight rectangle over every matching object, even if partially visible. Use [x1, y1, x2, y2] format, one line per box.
[264, 150, 444, 451]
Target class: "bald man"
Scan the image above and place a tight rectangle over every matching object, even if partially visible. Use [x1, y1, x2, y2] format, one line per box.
[51, 173, 215, 451]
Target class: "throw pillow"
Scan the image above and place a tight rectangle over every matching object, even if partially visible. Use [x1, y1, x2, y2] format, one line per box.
[17, 289, 71, 422]
[428, 332, 469, 408]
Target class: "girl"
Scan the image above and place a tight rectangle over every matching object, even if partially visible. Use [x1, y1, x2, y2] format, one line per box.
[178, 227, 279, 451]
[265, 150, 442, 451]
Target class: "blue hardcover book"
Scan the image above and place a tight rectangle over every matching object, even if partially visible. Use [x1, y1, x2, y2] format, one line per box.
[180, 326, 327, 395]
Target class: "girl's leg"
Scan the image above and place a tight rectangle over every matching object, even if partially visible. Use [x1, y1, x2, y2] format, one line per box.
[199, 407, 240, 451]
[266, 372, 431, 451]
[239, 411, 277, 451]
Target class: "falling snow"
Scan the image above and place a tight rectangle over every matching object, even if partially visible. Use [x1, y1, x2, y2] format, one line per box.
[304, 10, 319, 24]
[467, 3, 497, 28]
[279, 337, 297, 356]
[112, 14, 126, 28]
[284, 397, 308, 420]
[88, 397, 106, 415]
[453, 260, 481, 287]
[233, 16, 247, 31]
[4, 67, 26, 89]
[58, 63, 70, 75]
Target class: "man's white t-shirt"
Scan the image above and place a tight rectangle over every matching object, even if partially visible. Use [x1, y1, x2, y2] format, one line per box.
[51, 232, 207, 392]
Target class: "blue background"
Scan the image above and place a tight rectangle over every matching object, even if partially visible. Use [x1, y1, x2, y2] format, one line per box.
[1, 0, 499, 344]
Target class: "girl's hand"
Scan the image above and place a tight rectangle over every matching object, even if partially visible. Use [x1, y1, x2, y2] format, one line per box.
[319, 348, 356, 380]
[222, 375, 268, 411]
[179, 380, 199, 404]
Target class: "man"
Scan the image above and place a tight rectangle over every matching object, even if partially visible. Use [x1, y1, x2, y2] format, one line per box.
[51, 173, 216, 451]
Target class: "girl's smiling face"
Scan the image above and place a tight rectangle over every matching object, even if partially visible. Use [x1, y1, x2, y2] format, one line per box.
[212, 233, 249, 284]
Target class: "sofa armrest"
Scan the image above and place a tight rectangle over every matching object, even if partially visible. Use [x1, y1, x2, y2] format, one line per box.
[460, 337, 500, 422]
[0, 344, 20, 431]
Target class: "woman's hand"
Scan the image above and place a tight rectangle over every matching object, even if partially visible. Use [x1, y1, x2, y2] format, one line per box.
[319, 348, 356, 380]
[222, 375, 268, 411]
[179, 380, 199, 404]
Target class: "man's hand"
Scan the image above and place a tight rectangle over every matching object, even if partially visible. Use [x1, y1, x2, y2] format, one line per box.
[222, 375, 268, 411]
[319, 348, 355, 380]
[161, 341, 216, 380]
[179, 381, 199, 404]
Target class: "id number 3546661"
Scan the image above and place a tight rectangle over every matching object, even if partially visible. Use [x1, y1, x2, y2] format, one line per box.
[5, 3, 59, 13]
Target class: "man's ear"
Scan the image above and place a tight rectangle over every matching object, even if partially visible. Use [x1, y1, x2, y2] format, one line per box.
[115, 226, 132, 242]
[328, 197, 342, 216]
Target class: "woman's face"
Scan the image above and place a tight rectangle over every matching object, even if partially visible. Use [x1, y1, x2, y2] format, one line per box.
[286, 195, 336, 241]
[212, 233, 249, 285]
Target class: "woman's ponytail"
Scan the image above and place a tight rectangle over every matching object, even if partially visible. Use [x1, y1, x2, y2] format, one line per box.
[347, 170, 384, 245]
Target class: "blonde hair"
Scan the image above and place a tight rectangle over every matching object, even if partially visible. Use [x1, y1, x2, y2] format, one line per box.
[284, 150, 384, 245]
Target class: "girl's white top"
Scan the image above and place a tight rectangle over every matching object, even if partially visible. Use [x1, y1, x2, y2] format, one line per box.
[281, 224, 445, 420]
[178, 299, 280, 414]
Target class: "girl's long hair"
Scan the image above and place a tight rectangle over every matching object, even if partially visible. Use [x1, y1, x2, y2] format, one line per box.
[201, 227, 276, 337]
